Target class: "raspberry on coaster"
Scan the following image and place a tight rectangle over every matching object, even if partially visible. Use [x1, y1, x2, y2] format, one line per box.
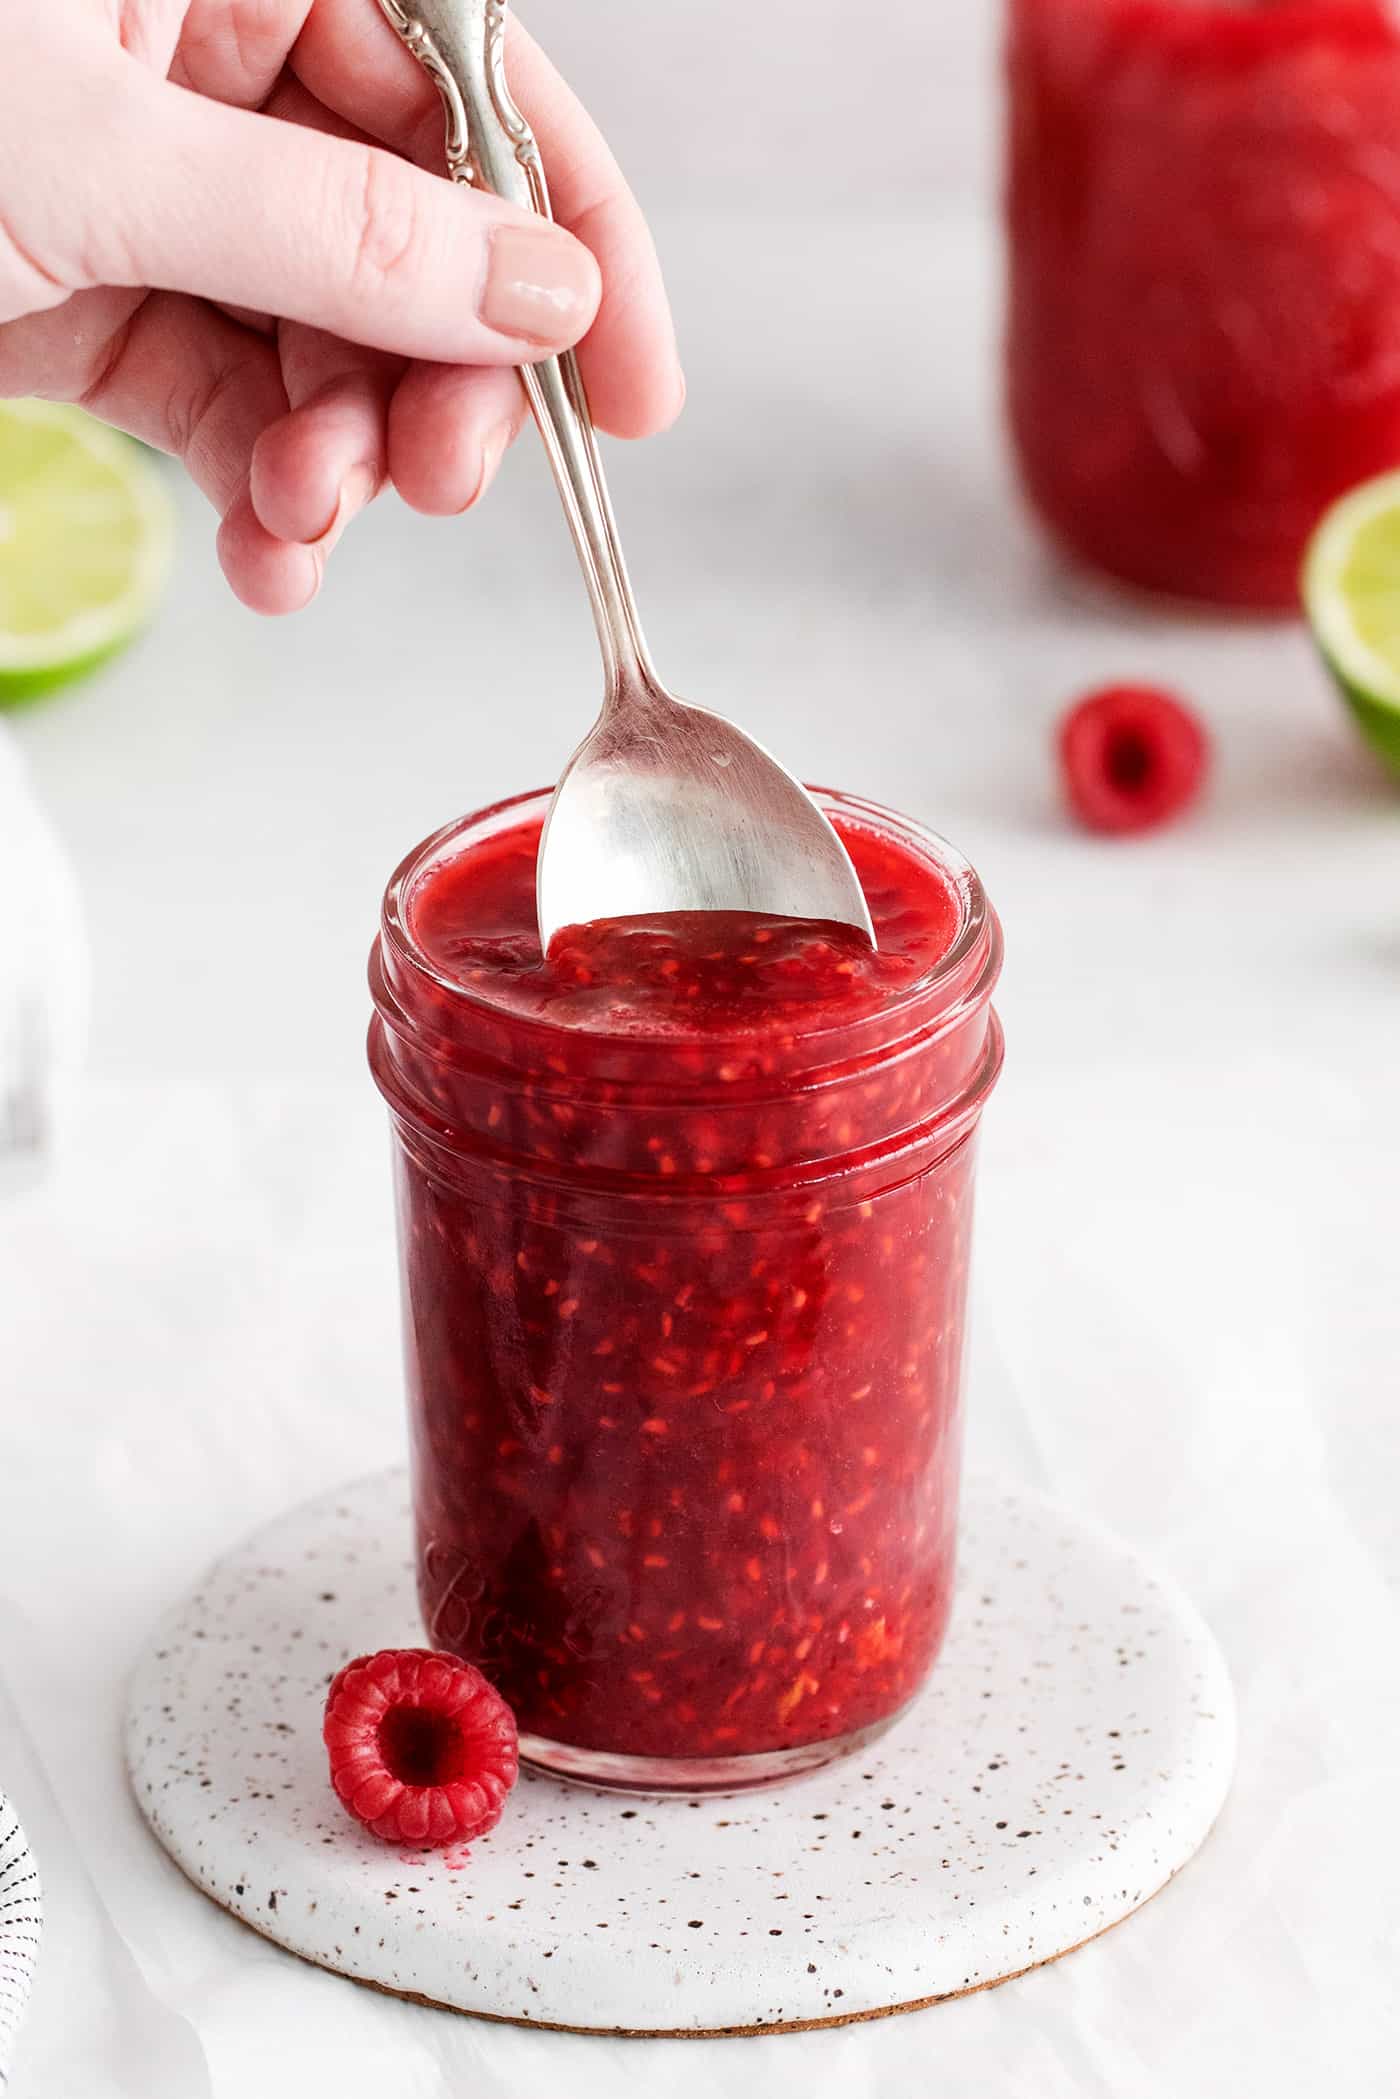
[1057, 684, 1210, 835]
[323, 1648, 519, 1847]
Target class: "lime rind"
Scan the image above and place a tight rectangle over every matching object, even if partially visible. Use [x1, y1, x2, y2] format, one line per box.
[1328, 675, 1400, 780]
[0, 637, 138, 710]
[1301, 469, 1400, 780]
[0, 401, 174, 697]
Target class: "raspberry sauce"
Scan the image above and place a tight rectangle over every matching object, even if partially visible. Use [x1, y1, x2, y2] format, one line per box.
[1008, 0, 1400, 607]
[370, 790, 1002, 1790]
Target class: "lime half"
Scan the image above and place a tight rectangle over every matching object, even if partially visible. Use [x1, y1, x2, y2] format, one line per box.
[0, 400, 174, 706]
[1302, 469, 1400, 779]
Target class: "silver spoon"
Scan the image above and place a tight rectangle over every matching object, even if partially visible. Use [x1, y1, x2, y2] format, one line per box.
[378, 0, 875, 954]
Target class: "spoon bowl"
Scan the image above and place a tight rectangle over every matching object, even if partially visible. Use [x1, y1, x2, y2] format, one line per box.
[381, 0, 874, 956]
[537, 684, 874, 951]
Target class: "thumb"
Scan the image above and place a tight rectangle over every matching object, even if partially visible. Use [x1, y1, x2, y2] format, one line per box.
[93, 75, 601, 364]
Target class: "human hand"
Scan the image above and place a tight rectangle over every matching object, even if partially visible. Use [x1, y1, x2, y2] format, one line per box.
[0, 3, 682, 612]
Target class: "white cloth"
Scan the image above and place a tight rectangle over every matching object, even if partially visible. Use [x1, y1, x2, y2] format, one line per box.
[0, 728, 86, 1191]
[0, 1648, 209, 2099]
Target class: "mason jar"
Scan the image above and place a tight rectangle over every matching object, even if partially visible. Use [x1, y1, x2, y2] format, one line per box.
[1007, 0, 1400, 608]
[369, 788, 1002, 1792]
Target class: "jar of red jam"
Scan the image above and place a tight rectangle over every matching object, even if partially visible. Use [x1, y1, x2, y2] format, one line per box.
[1007, 0, 1400, 608]
[369, 789, 1002, 1792]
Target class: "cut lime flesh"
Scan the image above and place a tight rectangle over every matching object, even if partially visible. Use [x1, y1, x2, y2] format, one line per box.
[0, 400, 173, 704]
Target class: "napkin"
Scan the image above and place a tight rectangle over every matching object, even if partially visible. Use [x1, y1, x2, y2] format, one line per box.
[0, 1780, 40, 2089]
[0, 727, 87, 1190]
[0, 1627, 210, 2099]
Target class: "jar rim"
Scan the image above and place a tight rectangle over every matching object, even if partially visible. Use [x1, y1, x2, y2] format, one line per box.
[378, 785, 994, 1052]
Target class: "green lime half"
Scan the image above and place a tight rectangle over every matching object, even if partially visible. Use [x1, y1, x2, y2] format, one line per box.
[0, 400, 174, 707]
[1302, 468, 1400, 779]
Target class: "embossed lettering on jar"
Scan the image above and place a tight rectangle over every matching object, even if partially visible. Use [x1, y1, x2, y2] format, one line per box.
[369, 789, 1003, 1792]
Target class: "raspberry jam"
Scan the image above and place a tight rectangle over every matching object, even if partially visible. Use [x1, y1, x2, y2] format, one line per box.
[369, 790, 1003, 1792]
[1007, 0, 1400, 608]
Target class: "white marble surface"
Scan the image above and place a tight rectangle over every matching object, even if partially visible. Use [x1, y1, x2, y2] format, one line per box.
[3, 205, 1399, 2093]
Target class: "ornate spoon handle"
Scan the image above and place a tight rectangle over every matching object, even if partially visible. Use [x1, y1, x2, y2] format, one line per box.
[377, 0, 653, 704]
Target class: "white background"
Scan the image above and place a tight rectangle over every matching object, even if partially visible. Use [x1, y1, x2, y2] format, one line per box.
[523, 0, 999, 207]
[2, 4, 1399, 2095]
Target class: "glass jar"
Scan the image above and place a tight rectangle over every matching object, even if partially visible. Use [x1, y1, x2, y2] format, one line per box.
[1007, 0, 1400, 608]
[369, 789, 1003, 1792]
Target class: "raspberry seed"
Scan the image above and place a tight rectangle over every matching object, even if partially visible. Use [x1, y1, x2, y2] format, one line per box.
[323, 1647, 518, 1848]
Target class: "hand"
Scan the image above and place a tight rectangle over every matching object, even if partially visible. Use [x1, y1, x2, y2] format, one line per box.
[0, 3, 683, 613]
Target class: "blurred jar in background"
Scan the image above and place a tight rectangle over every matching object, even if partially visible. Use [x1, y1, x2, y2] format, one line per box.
[1006, 0, 1400, 609]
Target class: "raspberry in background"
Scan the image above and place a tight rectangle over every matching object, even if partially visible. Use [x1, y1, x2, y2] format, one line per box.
[1058, 684, 1210, 835]
[323, 1648, 518, 1847]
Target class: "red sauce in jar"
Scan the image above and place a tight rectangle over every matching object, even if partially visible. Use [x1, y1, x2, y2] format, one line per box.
[370, 791, 1002, 1786]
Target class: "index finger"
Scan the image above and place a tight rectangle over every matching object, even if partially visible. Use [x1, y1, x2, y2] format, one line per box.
[290, 1, 684, 437]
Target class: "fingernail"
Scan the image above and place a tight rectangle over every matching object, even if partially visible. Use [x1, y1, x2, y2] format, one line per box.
[311, 463, 379, 547]
[292, 545, 323, 609]
[480, 225, 599, 346]
[340, 462, 380, 518]
[463, 421, 513, 512]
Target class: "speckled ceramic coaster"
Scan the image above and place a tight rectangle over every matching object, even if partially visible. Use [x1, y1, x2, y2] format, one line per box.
[0, 1793, 41, 2083]
[125, 1472, 1233, 2037]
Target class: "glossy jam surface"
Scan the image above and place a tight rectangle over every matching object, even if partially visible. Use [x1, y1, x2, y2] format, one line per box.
[410, 818, 962, 1035]
[371, 799, 1001, 1774]
[1008, 0, 1400, 607]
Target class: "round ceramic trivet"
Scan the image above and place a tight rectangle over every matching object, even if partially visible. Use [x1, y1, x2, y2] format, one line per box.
[0, 1792, 42, 2083]
[125, 1471, 1234, 2037]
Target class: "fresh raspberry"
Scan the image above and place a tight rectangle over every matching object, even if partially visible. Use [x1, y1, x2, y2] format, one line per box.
[1058, 684, 1209, 834]
[323, 1648, 518, 1847]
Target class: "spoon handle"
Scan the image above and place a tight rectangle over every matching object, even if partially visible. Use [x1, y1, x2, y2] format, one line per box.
[377, 0, 653, 704]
